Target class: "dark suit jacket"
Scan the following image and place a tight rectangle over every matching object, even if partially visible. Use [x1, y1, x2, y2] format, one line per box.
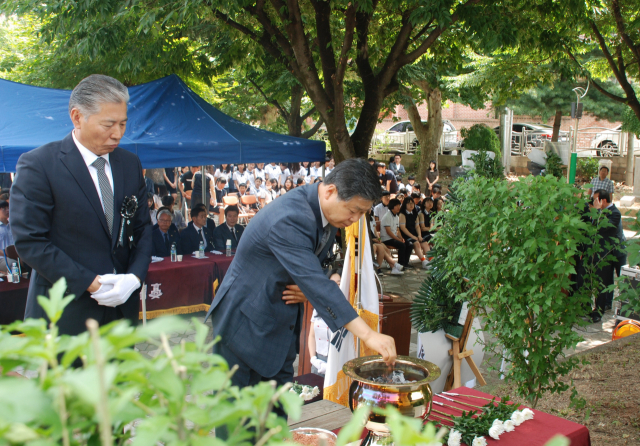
[180, 223, 214, 254]
[212, 223, 244, 251]
[151, 225, 181, 257]
[598, 204, 622, 261]
[10, 133, 152, 335]
[205, 184, 358, 377]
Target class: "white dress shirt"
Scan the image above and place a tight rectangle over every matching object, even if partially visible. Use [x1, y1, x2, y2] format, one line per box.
[73, 131, 114, 212]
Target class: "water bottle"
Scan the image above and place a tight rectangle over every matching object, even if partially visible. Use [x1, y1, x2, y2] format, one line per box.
[171, 243, 177, 262]
[11, 264, 20, 284]
[226, 239, 232, 257]
[199, 240, 205, 258]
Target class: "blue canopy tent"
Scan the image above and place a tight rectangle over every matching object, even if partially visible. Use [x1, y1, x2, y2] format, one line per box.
[0, 74, 326, 172]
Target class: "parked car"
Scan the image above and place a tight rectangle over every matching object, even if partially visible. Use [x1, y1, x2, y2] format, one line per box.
[372, 120, 458, 154]
[494, 123, 570, 155]
[590, 125, 622, 157]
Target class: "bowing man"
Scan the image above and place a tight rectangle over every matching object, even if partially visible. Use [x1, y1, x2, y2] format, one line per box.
[212, 205, 244, 252]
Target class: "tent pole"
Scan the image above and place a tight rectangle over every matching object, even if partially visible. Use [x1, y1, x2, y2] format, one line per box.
[201, 165, 206, 211]
[355, 214, 365, 358]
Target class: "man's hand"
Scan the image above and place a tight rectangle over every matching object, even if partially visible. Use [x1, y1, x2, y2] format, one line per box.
[91, 274, 141, 307]
[282, 284, 307, 305]
[345, 317, 397, 365]
[594, 196, 602, 209]
[362, 331, 397, 365]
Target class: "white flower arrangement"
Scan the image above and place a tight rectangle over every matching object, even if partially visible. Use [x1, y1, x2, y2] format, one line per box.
[511, 410, 526, 426]
[471, 436, 487, 446]
[447, 429, 462, 446]
[521, 408, 534, 421]
[503, 420, 515, 432]
[289, 382, 320, 401]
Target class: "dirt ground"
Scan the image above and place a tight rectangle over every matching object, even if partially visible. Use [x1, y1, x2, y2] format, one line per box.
[491, 335, 640, 446]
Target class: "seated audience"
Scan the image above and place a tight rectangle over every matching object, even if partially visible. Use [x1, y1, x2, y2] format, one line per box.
[191, 203, 216, 239]
[265, 178, 278, 204]
[180, 206, 215, 254]
[280, 178, 294, 195]
[380, 198, 412, 268]
[211, 177, 228, 221]
[152, 209, 181, 257]
[161, 195, 187, 230]
[238, 182, 258, 216]
[405, 175, 416, 194]
[373, 190, 391, 222]
[251, 177, 267, 207]
[399, 197, 430, 268]
[377, 162, 399, 193]
[213, 205, 244, 252]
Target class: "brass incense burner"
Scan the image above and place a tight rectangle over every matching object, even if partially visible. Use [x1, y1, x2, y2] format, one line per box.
[343, 355, 441, 445]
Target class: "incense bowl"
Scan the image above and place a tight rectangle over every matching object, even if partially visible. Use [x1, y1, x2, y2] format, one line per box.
[343, 355, 441, 423]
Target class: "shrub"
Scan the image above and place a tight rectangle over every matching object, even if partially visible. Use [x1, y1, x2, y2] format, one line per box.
[544, 151, 564, 179]
[432, 175, 612, 407]
[576, 157, 599, 180]
[460, 124, 501, 157]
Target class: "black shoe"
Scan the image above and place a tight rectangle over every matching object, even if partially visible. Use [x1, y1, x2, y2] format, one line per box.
[403, 264, 415, 269]
[376, 268, 384, 276]
[589, 311, 602, 323]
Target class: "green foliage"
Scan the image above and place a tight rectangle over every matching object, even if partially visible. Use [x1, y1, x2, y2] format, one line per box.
[544, 152, 564, 179]
[0, 278, 303, 446]
[621, 107, 640, 138]
[469, 149, 504, 180]
[450, 397, 517, 446]
[410, 253, 463, 336]
[576, 157, 599, 180]
[432, 175, 610, 407]
[460, 124, 501, 157]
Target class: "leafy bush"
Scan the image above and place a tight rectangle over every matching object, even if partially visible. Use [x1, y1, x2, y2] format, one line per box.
[469, 149, 504, 179]
[432, 175, 610, 408]
[0, 279, 304, 446]
[460, 124, 501, 157]
[544, 151, 564, 179]
[576, 157, 599, 180]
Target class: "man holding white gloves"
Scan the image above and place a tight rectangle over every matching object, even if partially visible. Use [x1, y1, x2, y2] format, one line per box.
[11, 74, 152, 336]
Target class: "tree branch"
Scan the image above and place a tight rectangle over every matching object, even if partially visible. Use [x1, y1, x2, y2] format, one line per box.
[301, 105, 317, 121]
[410, 19, 435, 44]
[611, 0, 640, 69]
[334, 4, 356, 86]
[309, 0, 337, 101]
[301, 116, 324, 138]
[589, 77, 628, 104]
[248, 78, 289, 118]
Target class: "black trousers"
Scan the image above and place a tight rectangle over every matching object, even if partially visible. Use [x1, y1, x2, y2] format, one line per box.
[384, 239, 412, 266]
[595, 263, 614, 312]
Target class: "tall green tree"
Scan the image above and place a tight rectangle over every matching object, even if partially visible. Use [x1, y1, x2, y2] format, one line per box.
[1, 0, 524, 161]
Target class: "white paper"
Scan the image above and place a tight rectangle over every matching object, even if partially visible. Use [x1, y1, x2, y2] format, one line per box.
[458, 301, 469, 325]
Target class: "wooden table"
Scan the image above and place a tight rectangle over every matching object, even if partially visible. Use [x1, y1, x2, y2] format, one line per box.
[288, 400, 352, 431]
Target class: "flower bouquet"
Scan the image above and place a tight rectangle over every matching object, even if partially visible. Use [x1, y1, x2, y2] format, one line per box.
[289, 381, 320, 401]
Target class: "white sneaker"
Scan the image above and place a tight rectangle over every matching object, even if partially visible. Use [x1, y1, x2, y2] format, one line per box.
[395, 263, 403, 271]
[422, 259, 431, 269]
[382, 261, 390, 269]
[390, 268, 404, 275]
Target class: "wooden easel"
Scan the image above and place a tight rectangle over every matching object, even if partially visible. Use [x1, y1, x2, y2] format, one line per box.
[444, 306, 486, 390]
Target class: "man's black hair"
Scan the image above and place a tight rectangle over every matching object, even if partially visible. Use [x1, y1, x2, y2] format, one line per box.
[381, 190, 391, 197]
[225, 205, 239, 217]
[377, 162, 386, 169]
[387, 198, 401, 210]
[216, 177, 227, 184]
[0, 200, 8, 210]
[594, 189, 611, 203]
[408, 175, 415, 180]
[600, 166, 609, 173]
[323, 158, 382, 203]
[191, 207, 207, 219]
[411, 193, 421, 200]
[161, 195, 175, 207]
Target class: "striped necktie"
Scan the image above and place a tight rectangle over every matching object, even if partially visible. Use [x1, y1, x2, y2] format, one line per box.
[91, 157, 114, 236]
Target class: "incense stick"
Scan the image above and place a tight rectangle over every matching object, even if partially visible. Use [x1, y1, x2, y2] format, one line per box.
[441, 391, 494, 402]
[436, 394, 485, 410]
[433, 400, 481, 414]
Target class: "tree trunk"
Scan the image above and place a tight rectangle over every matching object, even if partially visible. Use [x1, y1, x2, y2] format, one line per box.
[402, 81, 443, 181]
[551, 109, 562, 142]
[286, 84, 304, 137]
[626, 131, 635, 186]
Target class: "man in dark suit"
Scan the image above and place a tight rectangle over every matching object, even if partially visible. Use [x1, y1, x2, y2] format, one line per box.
[10, 74, 152, 335]
[212, 205, 244, 251]
[191, 203, 216, 239]
[205, 159, 396, 418]
[590, 189, 622, 322]
[180, 206, 214, 254]
[152, 209, 180, 257]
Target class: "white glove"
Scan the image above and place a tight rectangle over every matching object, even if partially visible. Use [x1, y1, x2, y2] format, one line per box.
[310, 356, 327, 374]
[91, 274, 140, 307]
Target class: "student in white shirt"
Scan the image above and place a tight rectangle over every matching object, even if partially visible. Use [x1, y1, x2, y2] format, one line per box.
[233, 164, 251, 192]
[278, 162, 291, 188]
[265, 178, 278, 204]
[373, 190, 391, 222]
[265, 162, 280, 180]
[215, 164, 232, 189]
[309, 161, 322, 180]
[246, 163, 256, 188]
[290, 162, 306, 184]
[380, 198, 412, 268]
[253, 163, 266, 187]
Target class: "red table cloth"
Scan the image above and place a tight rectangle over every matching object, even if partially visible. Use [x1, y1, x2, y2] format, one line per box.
[333, 386, 590, 446]
[139, 254, 234, 319]
[0, 276, 29, 325]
